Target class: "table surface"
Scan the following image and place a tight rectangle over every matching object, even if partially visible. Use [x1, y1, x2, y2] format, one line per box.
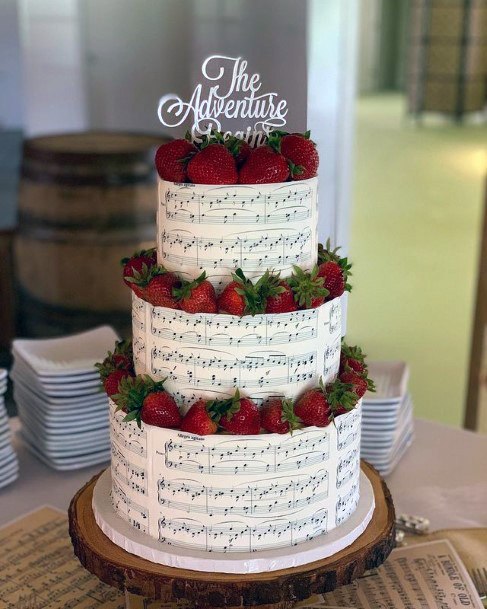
[1, 418, 486, 530]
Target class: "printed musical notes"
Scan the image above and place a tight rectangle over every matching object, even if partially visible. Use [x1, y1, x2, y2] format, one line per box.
[109, 398, 362, 553]
[157, 472, 329, 517]
[335, 481, 359, 526]
[132, 295, 341, 405]
[336, 407, 361, 451]
[157, 179, 318, 282]
[157, 510, 328, 553]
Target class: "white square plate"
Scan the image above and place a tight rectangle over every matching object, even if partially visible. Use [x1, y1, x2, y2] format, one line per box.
[364, 361, 409, 403]
[12, 326, 118, 375]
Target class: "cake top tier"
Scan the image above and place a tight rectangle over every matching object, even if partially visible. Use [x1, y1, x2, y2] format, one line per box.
[157, 177, 318, 286]
[154, 131, 320, 285]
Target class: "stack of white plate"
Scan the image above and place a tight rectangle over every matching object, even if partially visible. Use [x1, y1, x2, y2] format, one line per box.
[361, 361, 414, 476]
[0, 368, 19, 488]
[11, 326, 119, 471]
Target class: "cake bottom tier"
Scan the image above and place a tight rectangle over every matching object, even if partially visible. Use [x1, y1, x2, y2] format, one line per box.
[109, 399, 362, 553]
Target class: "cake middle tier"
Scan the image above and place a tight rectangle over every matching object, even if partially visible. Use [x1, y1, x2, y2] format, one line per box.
[157, 177, 319, 287]
[132, 294, 341, 410]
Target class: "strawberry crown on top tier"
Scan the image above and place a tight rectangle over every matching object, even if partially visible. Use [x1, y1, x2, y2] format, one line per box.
[98, 339, 375, 436]
[155, 129, 319, 185]
[121, 243, 352, 315]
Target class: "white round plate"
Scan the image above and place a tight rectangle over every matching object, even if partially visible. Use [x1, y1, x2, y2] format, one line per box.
[92, 468, 375, 575]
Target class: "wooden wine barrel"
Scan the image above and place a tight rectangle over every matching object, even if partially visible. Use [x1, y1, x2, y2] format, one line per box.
[15, 132, 169, 338]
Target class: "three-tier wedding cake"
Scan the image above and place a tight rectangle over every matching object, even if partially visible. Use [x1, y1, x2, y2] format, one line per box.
[96, 56, 374, 563]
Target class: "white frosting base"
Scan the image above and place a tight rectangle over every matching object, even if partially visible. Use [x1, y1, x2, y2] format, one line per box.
[157, 178, 318, 287]
[109, 399, 362, 553]
[94, 466, 374, 573]
[132, 295, 342, 408]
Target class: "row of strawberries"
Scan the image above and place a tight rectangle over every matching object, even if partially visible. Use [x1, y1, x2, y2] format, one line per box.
[96, 341, 374, 436]
[155, 130, 318, 185]
[122, 242, 351, 315]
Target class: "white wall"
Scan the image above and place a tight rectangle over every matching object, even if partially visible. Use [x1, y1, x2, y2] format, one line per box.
[14, 0, 358, 246]
[0, 0, 23, 128]
[18, 0, 87, 135]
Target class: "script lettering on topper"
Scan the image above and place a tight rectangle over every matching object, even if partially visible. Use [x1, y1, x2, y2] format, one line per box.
[158, 55, 288, 145]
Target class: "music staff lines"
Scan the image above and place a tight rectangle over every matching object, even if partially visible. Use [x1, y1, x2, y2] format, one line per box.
[150, 327, 317, 347]
[158, 510, 327, 552]
[111, 420, 147, 458]
[150, 307, 319, 328]
[112, 482, 149, 533]
[164, 436, 330, 475]
[160, 229, 312, 270]
[155, 369, 314, 389]
[111, 445, 147, 495]
[162, 187, 313, 226]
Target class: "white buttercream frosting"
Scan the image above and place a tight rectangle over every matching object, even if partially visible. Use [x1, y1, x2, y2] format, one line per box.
[132, 295, 341, 409]
[110, 399, 361, 553]
[157, 177, 318, 287]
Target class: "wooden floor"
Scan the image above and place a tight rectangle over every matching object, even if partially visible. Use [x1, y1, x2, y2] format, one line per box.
[346, 93, 487, 428]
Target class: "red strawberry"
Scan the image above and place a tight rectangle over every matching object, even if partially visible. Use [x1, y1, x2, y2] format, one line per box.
[104, 369, 133, 398]
[317, 261, 345, 300]
[121, 249, 157, 296]
[187, 144, 238, 185]
[339, 371, 368, 398]
[294, 387, 333, 427]
[317, 240, 352, 299]
[280, 132, 319, 180]
[239, 145, 289, 184]
[219, 394, 261, 435]
[326, 379, 361, 417]
[155, 139, 197, 182]
[217, 280, 246, 316]
[141, 391, 181, 428]
[144, 272, 180, 308]
[340, 342, 367, 375]
[261, 398, 300, 434]
[288, 266, 329, 309]
[174, 272, 217, 314]
[180, 399, 218, 435]
[265, 281, 297, 314]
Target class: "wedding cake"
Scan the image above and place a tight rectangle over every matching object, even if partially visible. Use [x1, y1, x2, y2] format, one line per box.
[96, 56, 374, 560]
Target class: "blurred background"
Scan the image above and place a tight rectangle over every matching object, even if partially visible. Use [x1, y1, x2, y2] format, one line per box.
[0, 0, 486, 431]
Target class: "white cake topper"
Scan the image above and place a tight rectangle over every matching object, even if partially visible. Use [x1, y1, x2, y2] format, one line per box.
[157, 55, 288, 146]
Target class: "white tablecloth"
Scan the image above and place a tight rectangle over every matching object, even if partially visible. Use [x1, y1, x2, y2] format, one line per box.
[1, 418, 486, 530]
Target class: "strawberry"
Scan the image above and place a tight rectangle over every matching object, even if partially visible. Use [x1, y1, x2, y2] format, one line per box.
[226, 135, 251, 166]
[327, 379, 361, 415]
[96, 341, 135, 397]
[317, 240, 352, 299]
[174, 272, 217, 313]
[294, 386, 333, 428]
[340, 342, 368, 375]
[317, 261, 345, 300]
[280, 132, 319, 180]
[140, 391, 181, 428]
[155, 139, 197, 182]
[239, 145, 289, 184]
[103, 368, 133, 398]
[219, 392, 261, 435]
[144, 271, 181, 308]
[265, 281, 297, 314]
[217, 280, 246, 316]
[180, 399, 218, 435]
[187, 144, 238, 185]
[288, 266, 329, 309]
[261, 398, 300, 434]
[115, 375, 181, 429]
[121, 248, 157, 296]
[340, 368, 375, 397]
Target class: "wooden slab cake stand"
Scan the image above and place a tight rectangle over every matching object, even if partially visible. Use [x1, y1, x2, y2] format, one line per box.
[69, 461, 395, 609]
